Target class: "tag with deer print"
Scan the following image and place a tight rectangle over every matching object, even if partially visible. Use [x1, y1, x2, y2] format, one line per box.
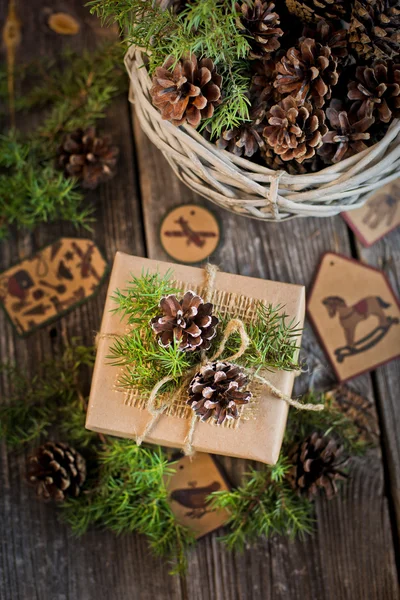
[165, 453, 230, 538]
[308, 253, 400, 381]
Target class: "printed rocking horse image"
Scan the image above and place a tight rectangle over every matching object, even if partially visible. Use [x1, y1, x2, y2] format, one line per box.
[322, 295, 399, 363]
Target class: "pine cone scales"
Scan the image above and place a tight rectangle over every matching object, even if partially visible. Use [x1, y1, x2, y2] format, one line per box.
[263, 97, 327, 162]
[287, 432, 348, 499]
[274, 38, 339, 108]
[285, 0, 349, 22]
[187, 362, 252, 424]
[349, 0, 400, 61]
[236, 0, 283, 59]
[27, 442, 86, 502]
[151, 291, 219, 352]
[348, 61, 400, 123]
[57, 127, 119, 189]
[150, 55, 222, 128]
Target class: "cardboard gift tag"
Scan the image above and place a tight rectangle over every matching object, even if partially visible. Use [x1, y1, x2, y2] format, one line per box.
[308, 252, 400, 382]
[342, 179, 400, 247]
[160, 204, 220, 264]
[165, 453, 230, 538]
[0, 238, 108, 336]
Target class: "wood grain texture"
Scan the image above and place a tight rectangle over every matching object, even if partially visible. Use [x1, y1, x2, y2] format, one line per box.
[0, 0, 399, 598]
[132, 112, 399, 600]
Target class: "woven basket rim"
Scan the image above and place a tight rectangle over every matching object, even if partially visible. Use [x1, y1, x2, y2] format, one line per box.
[125, 46, 400, 221]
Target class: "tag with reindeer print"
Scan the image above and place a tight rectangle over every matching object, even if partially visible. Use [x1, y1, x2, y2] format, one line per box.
[308, 253, 400, 381]
[165, 453, 230, 538]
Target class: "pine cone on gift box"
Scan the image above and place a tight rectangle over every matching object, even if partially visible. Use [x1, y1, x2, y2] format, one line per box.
[235, 0, 284, 60]
[287, 432, 349, 499]
[285, 0, 349, 23]
[263, 97, 328, 162]
[348, 60, 400, 123]
[349, 0, 400, 61]
[187, 362, 252, 424]
[27, 441, 86, 502]
[151, 291, 219, 352]
[301, 20, 350, 63]
[274, 38, 339, 108]
[56, 127, 119, 190]
[150, 55, 222, 128]
[318, 98, 375, 163]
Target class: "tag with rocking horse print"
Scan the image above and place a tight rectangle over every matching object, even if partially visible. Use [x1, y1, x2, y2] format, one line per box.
[165, 453, 230, 538]
[308, 253, 400, 382]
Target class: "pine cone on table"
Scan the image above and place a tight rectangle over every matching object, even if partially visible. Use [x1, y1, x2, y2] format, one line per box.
[27, 442, 86, 502]
[187, 362, 252, 424]
[263, 97, 328, 162]
[274, 38, 339, 108]
[301, 20, 350, 63]
[287, 432, 349, 499]
[349, 0, 400, 61]
[285, 0, 349, 23]
[318, 99, 375, 163]
[56, 127, 119, 190]
[348, 60, 400, 123]
[151, 291, 219, 352]
[235, 0, 283, 60]
[150, 55, 222, 128]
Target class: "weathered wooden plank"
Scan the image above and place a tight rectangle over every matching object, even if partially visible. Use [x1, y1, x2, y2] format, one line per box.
[0, 2, 181, 600]
[355, 229, 400, 540]
[132, 111, 399, 599]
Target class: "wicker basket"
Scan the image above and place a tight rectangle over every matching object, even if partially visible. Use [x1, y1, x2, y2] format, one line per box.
[125, 47, 400, 222]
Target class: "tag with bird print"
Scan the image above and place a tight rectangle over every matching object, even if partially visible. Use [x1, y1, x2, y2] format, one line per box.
[308, 252, 400, 382]
[165, 453, 230, 538]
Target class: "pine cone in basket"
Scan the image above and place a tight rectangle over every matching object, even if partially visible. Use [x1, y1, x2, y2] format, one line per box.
[318, 99, 375, 163]
[156, 0, 186, 12]
[235, 0, 283, 60]
[285, 0, 349, 23]
[187, 361, 252, 424]
[216, 102, 267, 157]
[56, 127, 119, 189]
[151, 291, 219, 352]
[150, 55, 222, 128]
[348, 60, 400, 123]
[349, 0, 400, 61]
[263, 97, 328, 162]
[27, 441, 86, 502]
[274, 38, 339, 108]
[301, 20, 350, 63]
[287, 432, 349, 499]
[263, 147, 323, 173]
[250, 58, 278, 101]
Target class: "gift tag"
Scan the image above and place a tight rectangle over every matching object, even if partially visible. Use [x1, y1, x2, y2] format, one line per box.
[308, 252, 400, 381]
[342, 179, 400, 247]
[165, 453, 229, 538]
[160, 204, 221, 264]
[0, 238, 108, 336]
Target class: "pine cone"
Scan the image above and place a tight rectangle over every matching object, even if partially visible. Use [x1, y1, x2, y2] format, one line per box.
[348, 60, 400, 123]
[274, 38, 339, 108]
[236, 1, 283, 60]
[285, 0, 349, 23]
[250, 58, 278, 101]
[56, 127, 119, 190]
[263, 97, 328, 162]
[287, 432, 349, 499]
[318, 99, 375, 163]
[301, 20, 350, 63]
[263, 147, 322, 173]
[27, 441, 86, 502]
[150, 55, 222, 128]
[156, 0, 185, 12]
[216, 102, 267, 158]
[187, 361, 252, 424]
[151, 291, 219, 352]
[349, 0, 400, 61]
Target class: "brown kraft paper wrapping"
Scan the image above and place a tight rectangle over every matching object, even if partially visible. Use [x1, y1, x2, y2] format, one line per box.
[86, 253, 306, 465]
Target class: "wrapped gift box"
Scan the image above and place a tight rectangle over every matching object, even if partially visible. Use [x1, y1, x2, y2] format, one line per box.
[86, 253, 305, 464]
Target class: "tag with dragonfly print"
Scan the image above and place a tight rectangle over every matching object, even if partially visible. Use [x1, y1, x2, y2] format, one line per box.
[165, 453, 229, 538]
[308, 253, 400, 381]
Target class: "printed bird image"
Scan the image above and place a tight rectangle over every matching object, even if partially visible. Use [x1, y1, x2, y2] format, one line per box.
[170, 480, 221, 519]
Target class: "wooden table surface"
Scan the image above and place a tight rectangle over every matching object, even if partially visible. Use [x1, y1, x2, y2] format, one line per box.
[1, 2, 399, 599]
